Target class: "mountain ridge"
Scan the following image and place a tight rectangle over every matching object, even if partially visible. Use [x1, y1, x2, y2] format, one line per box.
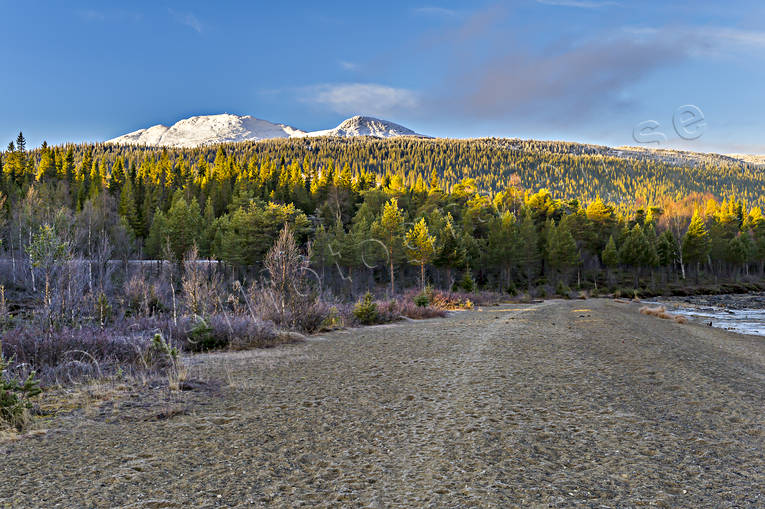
[107, 114, 425, 148]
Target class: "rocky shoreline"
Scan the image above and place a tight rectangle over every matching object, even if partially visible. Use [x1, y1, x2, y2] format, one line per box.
[656, 292, 765, 310]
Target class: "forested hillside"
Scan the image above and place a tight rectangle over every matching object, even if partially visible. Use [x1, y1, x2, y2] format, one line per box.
[1, 132, 764, 297]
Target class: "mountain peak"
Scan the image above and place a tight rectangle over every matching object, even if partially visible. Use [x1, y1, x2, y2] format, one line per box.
[107, 113, 425, 147]
[309, 115, 425, 138]
[107, 113, 307, 148]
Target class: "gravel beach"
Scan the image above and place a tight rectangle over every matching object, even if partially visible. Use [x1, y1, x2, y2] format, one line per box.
[1, 299, 763, 507]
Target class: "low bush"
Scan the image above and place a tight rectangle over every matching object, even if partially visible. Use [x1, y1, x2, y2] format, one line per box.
[1, 345, 42, 431]
[154, 314, 284, 351]
[396, 301, 446, 320]
[353, 292, 379, 325]
[1, 324, 165, 385]
[414, 291, 430, 308]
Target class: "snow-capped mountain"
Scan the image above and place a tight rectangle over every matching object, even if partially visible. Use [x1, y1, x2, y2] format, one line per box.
[107, 114, 307, 148]
[107, 114, 424, 147]
[304, 115, 425, 138]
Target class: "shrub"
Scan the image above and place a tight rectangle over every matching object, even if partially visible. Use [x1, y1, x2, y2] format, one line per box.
[415, 289, 471, 310]
[397, 301, 446, 320]
[556, 280, 571, 297]
[185, 316, 223, 352]
[455, 269, 475, 293]
[1, 345, 42, 431]
[354, 292, 379, 325]
[158, 314, 285, 351]
[414, 292, 430, 307]
[254, 288, 337, 333]
[319, 306, 344, 331]
[1, 325, 165, 384]
[123, 274, 164, 317]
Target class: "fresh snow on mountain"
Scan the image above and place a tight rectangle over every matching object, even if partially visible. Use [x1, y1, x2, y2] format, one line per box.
[107, 114, 425, 147]
[107, 114, 307, 148]
[303, 115, 425, 138]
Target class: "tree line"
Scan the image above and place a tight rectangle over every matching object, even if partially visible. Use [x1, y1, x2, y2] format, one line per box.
[1, 132, 764, 298]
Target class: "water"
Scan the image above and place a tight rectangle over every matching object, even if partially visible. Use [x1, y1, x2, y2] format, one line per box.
[651, 294, 765, 337]
[671, 305, 765, 336]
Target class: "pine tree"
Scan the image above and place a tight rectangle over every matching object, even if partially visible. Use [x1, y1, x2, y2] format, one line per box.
[487, 211, 518, 291]
[546, 220, 579, 285]
[405, 218, 436, 290]
[619, 224, 654, 287]
[371, 198, 405, 295]
[433, 212, 466, 288]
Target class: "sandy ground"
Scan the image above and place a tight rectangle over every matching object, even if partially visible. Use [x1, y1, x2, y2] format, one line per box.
[1, 299, 763, 508]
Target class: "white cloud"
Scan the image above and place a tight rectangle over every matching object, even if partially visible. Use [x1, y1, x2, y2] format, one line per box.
[701, 27, 765, 48]
[536, 0, 619, 7]
[301, 83, 419, 116]
[169, 8, 203, 33]
[624, 25, 765, 56]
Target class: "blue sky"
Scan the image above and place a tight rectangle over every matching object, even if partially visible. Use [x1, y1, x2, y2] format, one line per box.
[2, 0, 764, 154]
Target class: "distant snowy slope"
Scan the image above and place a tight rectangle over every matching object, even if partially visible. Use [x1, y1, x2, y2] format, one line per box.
[111, 124, 170, 146]
[107, 113, 426, 147]
[305, 115, 425, 138]
[107, 114, 306, 148]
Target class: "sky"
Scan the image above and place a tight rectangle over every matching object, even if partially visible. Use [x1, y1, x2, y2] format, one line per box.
[1, 0, 764, 154]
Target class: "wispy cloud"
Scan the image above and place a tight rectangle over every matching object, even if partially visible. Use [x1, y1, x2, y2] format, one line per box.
[694, 27, 765, 48]
[169, 8, 203, 33]
[412, 6, 458, 17]
[625, 25, 765, 57]
[300, 83, 419, 116]
[536, 0, 619, 8]
[339, 60, 359, 71]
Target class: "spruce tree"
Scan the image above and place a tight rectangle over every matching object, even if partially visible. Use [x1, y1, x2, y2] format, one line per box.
[15, 132, 25, 154]
[602, 235, 619, 268]
[682, 211, 711, 278]
[517, 211, 540, 293]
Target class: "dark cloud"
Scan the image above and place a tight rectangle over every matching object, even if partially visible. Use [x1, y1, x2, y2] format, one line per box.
[445, 31, 691, 123]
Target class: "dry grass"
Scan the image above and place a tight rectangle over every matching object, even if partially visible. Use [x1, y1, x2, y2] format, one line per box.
[639, 305, 667, 317]
[639, 305, 687, 324]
